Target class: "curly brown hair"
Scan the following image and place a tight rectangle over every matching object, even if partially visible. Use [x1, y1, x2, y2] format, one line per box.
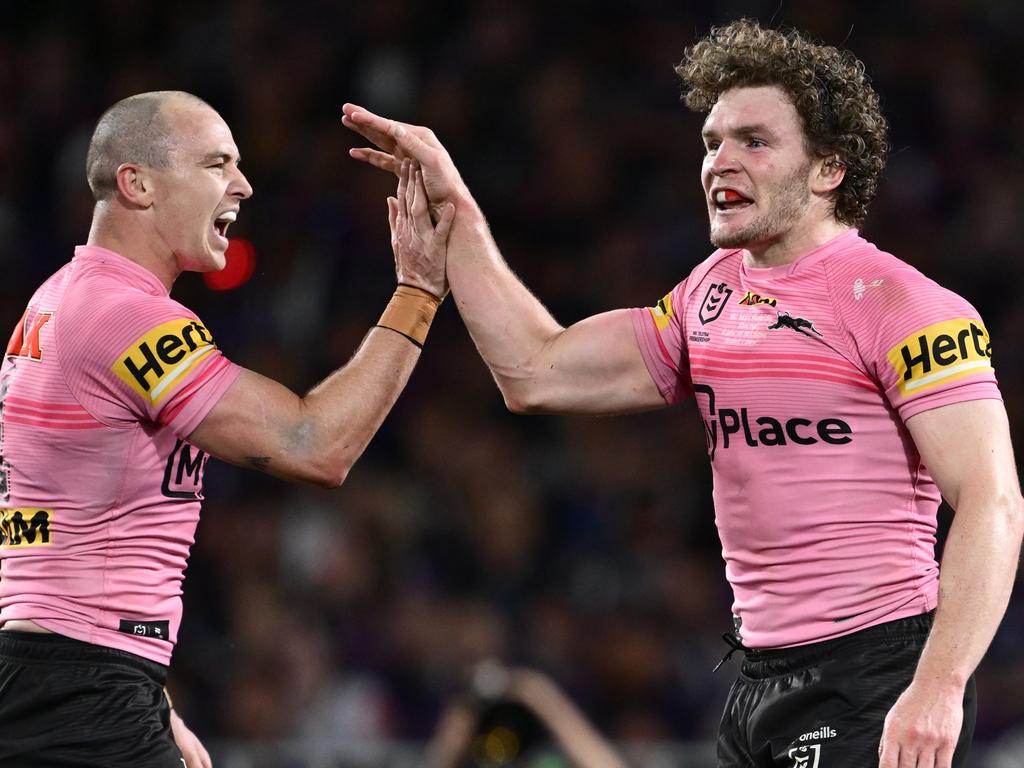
[676, 19, 888, 227]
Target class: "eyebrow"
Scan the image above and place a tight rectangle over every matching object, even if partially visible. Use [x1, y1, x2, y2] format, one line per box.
[199, 151, 239, 165]
[702, 123, 776, 140]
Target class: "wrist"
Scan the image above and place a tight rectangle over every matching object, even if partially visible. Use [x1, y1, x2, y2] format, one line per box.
[377, 285, 442, 347]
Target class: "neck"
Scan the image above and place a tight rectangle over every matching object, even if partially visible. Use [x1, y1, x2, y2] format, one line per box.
[87, 205, 179, 290]
[742, 217, 850, 269]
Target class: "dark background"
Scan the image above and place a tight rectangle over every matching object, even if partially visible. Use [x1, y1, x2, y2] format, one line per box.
[2, 0, 1022, 759]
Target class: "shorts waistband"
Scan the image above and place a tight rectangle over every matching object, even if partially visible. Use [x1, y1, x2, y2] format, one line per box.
[0, 630, 168, 684]
[740, 611, 934, 679]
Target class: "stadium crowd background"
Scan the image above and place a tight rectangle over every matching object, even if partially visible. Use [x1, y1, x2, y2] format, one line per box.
[2, 0, 1023, 763]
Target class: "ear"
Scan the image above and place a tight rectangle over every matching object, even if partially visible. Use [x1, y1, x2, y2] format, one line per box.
[114, 163, 156, 207]
[812, 155, 846, 195]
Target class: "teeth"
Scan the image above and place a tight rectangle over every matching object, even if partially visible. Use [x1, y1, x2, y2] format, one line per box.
[216, 211, 237, 223]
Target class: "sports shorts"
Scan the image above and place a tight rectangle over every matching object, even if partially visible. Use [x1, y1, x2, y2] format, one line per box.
[0, 629, 185, 768]
[717, 611, 976, 767]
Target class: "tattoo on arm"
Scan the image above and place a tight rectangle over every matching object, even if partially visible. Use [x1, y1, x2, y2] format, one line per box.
[246, 456, 272, 468]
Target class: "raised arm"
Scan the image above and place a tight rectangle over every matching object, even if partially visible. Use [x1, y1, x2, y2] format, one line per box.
[344, 106, 665, 416]
[879, 398, 1024, 768]
[189, 161, 454, 487]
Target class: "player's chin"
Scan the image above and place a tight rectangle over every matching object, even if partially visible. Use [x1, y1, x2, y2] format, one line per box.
[710, 221, 752, 249]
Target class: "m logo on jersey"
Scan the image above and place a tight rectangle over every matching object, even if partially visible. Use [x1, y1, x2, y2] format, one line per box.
[888, 318, 992, 397]
[738, 291, 777, 307]
[649, 293, 675, 331]
[112, 319, 216, 404]
[162, 439, 209, 499]
[0, 508, 51, 547]
[699, 282, 732, 325]
[5, 310, 53, 361]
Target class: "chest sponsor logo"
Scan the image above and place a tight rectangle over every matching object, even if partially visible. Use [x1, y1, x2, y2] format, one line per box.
[738, 290, 777, 307]
[768, 311, 822, 337]
[112, 318, 217, 404]
[649, 292, 675, 332]
[699, 282, 732, 325]
[889, 318, 992, 397]
[0, 508, 52, 547]
[693, 385, 851, 461]
[5, 310, 53, 361]
[162, 439, 208, 499]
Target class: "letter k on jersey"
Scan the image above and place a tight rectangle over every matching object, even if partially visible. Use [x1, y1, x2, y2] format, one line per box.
[5, 310, 53, 361]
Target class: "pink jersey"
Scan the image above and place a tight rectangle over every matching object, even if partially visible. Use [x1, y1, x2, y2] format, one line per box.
[0, 245, 239, 664]
[630, 230, 1000, 649]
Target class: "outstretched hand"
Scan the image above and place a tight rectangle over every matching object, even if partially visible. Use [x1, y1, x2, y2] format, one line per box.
[342, 103, 468, 212]
[388, 159, 455, 299]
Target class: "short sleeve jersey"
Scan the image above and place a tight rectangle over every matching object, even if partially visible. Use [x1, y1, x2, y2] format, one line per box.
[630, 230, 1000, 649]
[0, 245, 240, 664]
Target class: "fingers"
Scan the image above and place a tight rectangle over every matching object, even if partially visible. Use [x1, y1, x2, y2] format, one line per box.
[345, 108, 434, 163]
[410, 170, 432, 231]
[878, 737, 897, 768]
[348, 147, 400, 174]
[387, 196, 398, 235]
[432, 202, 456, 247]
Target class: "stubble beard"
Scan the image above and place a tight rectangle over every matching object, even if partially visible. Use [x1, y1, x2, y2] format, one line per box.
[709, 161, 812, 250]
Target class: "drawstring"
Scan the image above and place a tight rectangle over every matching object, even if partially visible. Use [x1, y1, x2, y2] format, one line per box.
[713, 631, 748, 673]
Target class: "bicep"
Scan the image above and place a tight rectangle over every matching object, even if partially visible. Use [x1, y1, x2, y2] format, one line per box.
[519, 309, 667, 415]
[187, 368, 314, 482]
[905, 399, 1019, 510]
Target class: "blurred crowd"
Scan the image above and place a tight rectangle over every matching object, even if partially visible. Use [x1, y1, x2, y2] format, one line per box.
[2, 0, 1023, 758]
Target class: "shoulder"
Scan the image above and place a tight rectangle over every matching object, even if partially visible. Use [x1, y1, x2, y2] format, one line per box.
[677, 248, 742, 300]
[824, 237, 971, 317]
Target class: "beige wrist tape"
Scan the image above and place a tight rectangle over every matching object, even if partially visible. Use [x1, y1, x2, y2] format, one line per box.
[377, 285, 442, 347]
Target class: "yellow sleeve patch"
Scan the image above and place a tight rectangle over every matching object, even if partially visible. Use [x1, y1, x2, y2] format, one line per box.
[887, 318, 993, 397]
[112, 318, 217, 404]
[649, 292, 674, 332]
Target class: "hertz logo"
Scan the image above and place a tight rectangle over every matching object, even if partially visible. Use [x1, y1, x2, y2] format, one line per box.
[112, 319, 216, 403]
[888, 319, 992, 397]
[649, 293, 674, 331]
[0, 508, 52, 548]
[738, 291, 777, 307]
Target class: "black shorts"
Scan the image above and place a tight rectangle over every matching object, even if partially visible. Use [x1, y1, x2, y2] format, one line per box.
[718, 612, 976, 768]
[0, 630, 185, 768]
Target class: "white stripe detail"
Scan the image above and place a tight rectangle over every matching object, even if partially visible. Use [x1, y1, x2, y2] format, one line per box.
[903, 359, 992, 392]
[149, 346, 213, 401]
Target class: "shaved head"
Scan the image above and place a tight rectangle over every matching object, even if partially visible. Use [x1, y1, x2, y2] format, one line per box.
[86, 90, 212, 201]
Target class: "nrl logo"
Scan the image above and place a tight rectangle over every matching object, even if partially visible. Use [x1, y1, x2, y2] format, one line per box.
[699, 282, 732, 325]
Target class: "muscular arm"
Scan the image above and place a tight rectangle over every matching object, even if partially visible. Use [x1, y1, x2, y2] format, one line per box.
[880, 398, 1024, 767]
[190, 161, 453, 488]
[343, 106, 665, 415]
[447, 203, 662, 414]
[188, 328, 422, 487]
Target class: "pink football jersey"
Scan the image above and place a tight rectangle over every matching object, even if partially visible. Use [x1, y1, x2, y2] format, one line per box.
[631, 230, 1000, 649]
[0, 245, 239, 664]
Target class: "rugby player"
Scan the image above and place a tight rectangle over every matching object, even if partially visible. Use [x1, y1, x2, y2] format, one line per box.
[0, 91, 453, 767]
[343, 19, 1024, 768]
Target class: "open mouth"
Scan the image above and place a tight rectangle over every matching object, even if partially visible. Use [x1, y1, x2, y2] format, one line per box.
[212, 211, 237, 242]
[712, 189, 754, 212]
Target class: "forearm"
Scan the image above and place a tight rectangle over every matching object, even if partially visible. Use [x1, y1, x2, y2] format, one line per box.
[445, 199, 661, 415]
[297, 327, 422, 484]
[189, 304, 431, 487]
[446, 197, 566, 406]
[914, 492, 1023, 689]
